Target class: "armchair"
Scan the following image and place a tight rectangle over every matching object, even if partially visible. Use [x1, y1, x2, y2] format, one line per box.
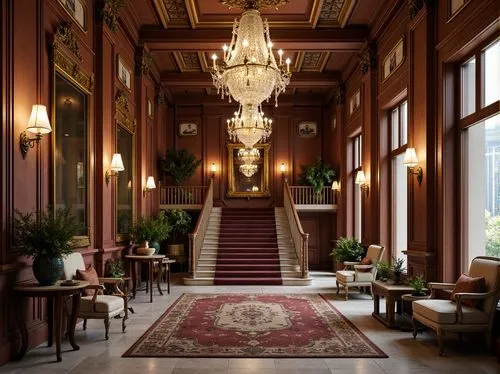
[62, 252, 128, 340]
[412, 256, 500, 356]
[336, 245, 385, 300]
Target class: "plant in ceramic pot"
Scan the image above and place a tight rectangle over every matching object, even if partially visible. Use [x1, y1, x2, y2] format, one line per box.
[329, 237, 364, 266]
[149, 211, 171, 254]
[165, 209, 192, 257]
[299, 158, 336, 199]
[130, 216, 154, 250]
[392, 256, 406, 284]
[13, 207, 78, 286]
[376, 261, 391, 282]
[408, 274, 427, 296]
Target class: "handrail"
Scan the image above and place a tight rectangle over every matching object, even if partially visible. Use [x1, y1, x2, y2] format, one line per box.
[283, 180, 309, 279]
[288, 186, 336, 205]
[188, 179, 213, 279]
[160, 185, 207, 208]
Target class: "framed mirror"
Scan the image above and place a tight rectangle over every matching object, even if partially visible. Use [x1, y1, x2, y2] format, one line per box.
[227, 143, 270, 198]
[53, 71, 90, 245]
[116, 124, 134, 243]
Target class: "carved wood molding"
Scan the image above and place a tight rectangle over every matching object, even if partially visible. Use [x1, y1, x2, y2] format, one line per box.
[115, 89, 136, 133]
[220, 0, 289, 10]
[135, 49, 153, 76]
[156, 84, 167, 106]
[408, 0, 426, 20]
[54, 22, 82, 62]
[335, 83, 345, 105]
[97, 0, 125, 31]
[358, 40, 377, 74]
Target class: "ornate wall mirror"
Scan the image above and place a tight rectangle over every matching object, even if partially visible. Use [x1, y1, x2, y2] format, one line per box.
[116, 124, 134, 243]
[227, 143, 270, 198]
[53, 71, 89, 245]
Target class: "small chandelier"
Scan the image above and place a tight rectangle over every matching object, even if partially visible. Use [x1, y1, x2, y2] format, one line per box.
[237, 147, 260, 164]
[211, 0, 292, 107]
[239, 163, 258, 177]
[227, 103, 272, 148]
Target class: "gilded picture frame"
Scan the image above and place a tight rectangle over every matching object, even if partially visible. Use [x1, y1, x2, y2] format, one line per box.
[447, 0, 472, 22]
[349, 89, 361, 115]
[382, 35, 405, 82]
[227, 143, 271, 198]
[117, 55, 132, 91]
[57, 0, 87, 31]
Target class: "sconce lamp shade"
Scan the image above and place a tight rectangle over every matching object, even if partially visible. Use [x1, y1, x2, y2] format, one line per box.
[211, 163, 217, 173]
[280, 163, 286, 173]
[403, 147, 419, 168]
[355, 170, 367, 185]
[331, 181, 340, 191]
[110, 153, 125, 172]
[145, 176, 156, 190]
[27, 105, 52, 134]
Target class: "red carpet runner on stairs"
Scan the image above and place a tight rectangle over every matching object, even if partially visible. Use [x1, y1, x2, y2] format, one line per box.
[214, 208, 282, 285]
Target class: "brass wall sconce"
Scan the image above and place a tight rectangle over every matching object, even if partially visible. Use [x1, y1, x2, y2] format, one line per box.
[211, 162, 217, 178]
[143, 176, 156, 197]
[105, 153, 124, 186]
[403, 147, 423, 185]
[280, 162, 286, 177]
[355, 170, 369, 192]
[331, 180, 340, 192]
[20, 105, 52, 159]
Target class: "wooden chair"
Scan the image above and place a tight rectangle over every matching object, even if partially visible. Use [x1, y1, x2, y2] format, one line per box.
[412, 256, 500, 356]
[62, 252, 128, 340]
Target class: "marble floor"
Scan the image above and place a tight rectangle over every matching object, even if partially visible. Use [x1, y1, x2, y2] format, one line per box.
[0, 272, 498, 374]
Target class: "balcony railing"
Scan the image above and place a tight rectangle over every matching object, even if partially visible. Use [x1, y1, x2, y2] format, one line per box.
[159, 185, 208, 210]
[288, 186, 337, 211]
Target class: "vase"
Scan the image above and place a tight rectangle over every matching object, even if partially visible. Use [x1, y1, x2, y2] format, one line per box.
[32, 256, 64, 286]
[150, 241, 161, 254]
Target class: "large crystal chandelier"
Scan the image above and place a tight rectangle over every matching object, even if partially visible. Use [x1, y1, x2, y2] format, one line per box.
[237, 147, 260, 164]
[211, 0, 292, 107]
[239, 163, 258, 177]
[227, 103, 272, 149]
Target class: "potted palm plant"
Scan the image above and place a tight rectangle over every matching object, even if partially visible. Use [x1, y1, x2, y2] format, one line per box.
[299, 158, 336, 199]
[330, 237, 364, 265]
[13, 207, 78, 286]
[165, 209, 191, 256]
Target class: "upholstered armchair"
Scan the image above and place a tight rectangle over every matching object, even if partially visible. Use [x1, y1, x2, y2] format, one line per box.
[412, 256, 500, 356]
[62, 252, 128, 340]
[336, 245, 385, 301]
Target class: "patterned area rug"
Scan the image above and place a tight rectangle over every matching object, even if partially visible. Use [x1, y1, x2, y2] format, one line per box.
[123, 293, 387, 358]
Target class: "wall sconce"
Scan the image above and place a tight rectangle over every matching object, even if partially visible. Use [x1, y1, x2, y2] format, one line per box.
[211, 162, 217, 178]
[20, 105, 52, 159]
[105, 153, 124, 186]
[403, 147, 423, 185]
[355, 170, 369, 192]
[331, 180, 340, 192]
[143, 176, 156, 197]
[280, 162, 286, 177]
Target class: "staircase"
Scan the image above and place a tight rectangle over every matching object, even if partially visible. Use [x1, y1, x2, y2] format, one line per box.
[184, 207, 311, 286]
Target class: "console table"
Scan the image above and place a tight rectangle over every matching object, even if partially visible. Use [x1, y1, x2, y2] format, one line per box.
[371, 280, 414, 329]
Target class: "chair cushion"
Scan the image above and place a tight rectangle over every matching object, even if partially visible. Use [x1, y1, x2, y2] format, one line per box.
[357, 257, 372, 272]
[80, 295, 124, 314]
[413, 299, 489, 325]
[337, 270, 354, 283]
[356, 271, 374, 282]
[451, 274, 486, 308]
[76, 266, 100, 296]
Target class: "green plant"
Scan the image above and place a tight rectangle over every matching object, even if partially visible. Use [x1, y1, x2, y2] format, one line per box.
[130, 215, 154, 244]
[130, 212, 171, 244]
[299, 158, 336, 195]
[158, 148, 202, 186]
[376, 261, 391, 281]
[107, 259, 125, 278]
[408, 274, 426, 296]
[13, 207, 78, 258]
[392, 256, 406, 275]
[165, 209, 192, 244]
[330, 237, 364, 263]
[486, 210, 500, 257]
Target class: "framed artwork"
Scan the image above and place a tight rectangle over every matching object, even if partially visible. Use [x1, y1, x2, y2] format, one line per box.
[117, 55, 132, 91]
[447, 0, 472, 21]
[349, 89, 361, 115]
[147, 98, 153, 119]
[58, 0, 87, 31]
[382, 36, 405, 82]
[298, 122, 318, 138]
[179, 122, 198, 136]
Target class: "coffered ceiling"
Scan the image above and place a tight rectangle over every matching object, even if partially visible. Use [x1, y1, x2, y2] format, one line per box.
[131, 0, 383, 103]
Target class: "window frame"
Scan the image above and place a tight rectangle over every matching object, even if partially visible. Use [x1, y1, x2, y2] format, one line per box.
[352, 134, 362, 241]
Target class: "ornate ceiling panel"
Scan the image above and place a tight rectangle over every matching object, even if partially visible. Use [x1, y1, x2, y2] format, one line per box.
[299, 51, 331, 72]
[161, 0, 191, 27]
[173, 52, 203, 72]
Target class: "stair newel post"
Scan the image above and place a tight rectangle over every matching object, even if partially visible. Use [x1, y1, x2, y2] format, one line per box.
[302, 233, 309, 279]
[189, 233, 196, 278]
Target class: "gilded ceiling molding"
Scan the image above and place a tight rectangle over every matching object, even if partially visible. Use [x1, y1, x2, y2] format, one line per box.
[358, 40, 377, 74]
[220, 0, 289, 10]
[318, 0, 345, 26]
[97, 0, 125, 31]
[115, 89, 136, 133]
[408, 0, 425, 20]
[301, 52, 331, 72]
[54, 22, 82, 62]
[173, 52, 202, 72]
[135, 49, 153, 76]
[161, 0, 190, 27]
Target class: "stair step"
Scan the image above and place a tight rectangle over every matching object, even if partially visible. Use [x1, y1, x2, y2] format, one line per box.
[216, 264, 281, 271]
[214, 277, 282, 285]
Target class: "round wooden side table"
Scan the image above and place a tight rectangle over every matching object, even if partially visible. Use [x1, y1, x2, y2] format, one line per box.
[125, 254, 165, 303]
[400, 293, 429, 331]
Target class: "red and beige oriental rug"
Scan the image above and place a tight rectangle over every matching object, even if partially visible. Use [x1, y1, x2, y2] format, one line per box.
[123, 293, 387, 358]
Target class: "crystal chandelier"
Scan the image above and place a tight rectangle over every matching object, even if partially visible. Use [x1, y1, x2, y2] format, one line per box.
[227, 103, 272, 148]
[239, 163, 258, 177]
[211, 0, 292, 107]
[237, 147, 260, 164]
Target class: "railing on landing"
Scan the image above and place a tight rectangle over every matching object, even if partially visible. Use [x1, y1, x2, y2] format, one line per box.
[283, 180, 309, 279]
[159, 185, 208, 210]
[187, 179, 213, 279]
[288, 186, 337, 211]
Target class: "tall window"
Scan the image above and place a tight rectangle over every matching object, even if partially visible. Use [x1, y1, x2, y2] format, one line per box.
[353, 134, 362, 240]
[391, 100, 408, 268]
[461, 40, 500, 271]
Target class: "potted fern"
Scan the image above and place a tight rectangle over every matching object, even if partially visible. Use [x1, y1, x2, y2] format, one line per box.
[330, 237, 364, 264]
[13, 207, 78, 286]
[408, 274, 427, 296]
[299, 158, 335, 199]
